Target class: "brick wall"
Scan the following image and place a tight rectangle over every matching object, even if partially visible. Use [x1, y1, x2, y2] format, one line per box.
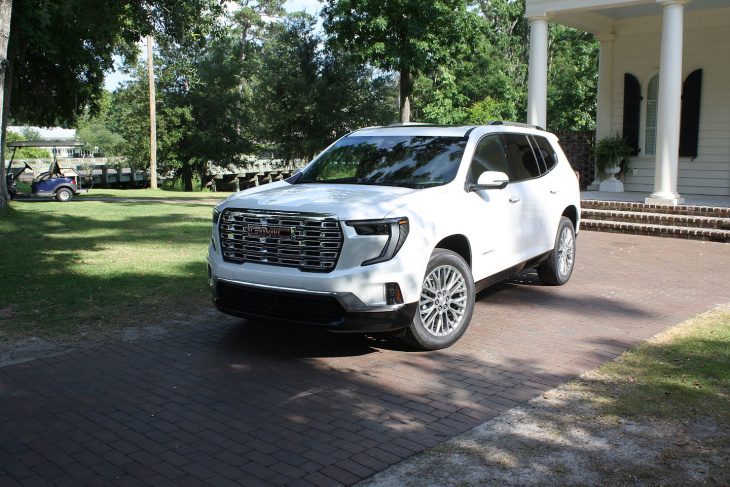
[554, 130, 595, 190]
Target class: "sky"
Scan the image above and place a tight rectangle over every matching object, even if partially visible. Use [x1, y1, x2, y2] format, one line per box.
[103, 0, 323, 91]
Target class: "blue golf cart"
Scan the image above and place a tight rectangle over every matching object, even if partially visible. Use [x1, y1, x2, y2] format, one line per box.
[5, 140, 88, 202]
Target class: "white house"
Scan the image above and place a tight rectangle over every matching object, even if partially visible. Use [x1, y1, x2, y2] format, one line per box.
[524, 0, 730, 202]
[7, 126, 95, 158]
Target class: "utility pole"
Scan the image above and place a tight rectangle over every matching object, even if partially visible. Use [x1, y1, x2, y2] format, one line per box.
[147, 34, 157, 189]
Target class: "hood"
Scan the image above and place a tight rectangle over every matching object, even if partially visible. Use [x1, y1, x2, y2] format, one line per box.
[222, 181, 426, 220]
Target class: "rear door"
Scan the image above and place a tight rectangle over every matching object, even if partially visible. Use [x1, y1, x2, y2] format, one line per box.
[500, 132, 547, 261]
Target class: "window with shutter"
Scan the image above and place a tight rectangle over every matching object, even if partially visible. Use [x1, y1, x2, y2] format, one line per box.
[679, 69, 702, 158]
[622, 74, 641, 155]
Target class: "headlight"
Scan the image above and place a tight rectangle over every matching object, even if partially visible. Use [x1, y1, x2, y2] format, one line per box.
[346, 217, 409, 266]
[212, 207, 221, 223]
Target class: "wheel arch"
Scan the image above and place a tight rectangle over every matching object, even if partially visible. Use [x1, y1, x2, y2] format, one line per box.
[54, 184, 76, 194]
[562, 205, 579, 232]
[434, 234, 471, 268]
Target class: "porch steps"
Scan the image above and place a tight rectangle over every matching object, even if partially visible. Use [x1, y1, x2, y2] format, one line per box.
[580, 199, 730, 243]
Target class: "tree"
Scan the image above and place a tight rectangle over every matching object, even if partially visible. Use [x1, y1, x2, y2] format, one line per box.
[0, 0, 11, 208]
[254, 15, 396, 161]
[322, 0, 477, 123]
[113, 30, 253, 191]
[0, 0, 224, 206]
[546, 24, 598, 131]
[411, 0, 598, 131]
[75, 90, 126, 157]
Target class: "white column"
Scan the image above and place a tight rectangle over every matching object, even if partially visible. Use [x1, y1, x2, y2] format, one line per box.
[595, 34, 616, 141]
[527, 15, 549, 129]
[647, 0, 689, 205]
[591, 33, 617, 190]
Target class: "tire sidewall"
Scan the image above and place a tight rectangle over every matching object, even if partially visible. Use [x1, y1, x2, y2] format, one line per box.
[56, 188, 73, 202]
[407, 249, 475, 350]
[553, 217, 575, 285]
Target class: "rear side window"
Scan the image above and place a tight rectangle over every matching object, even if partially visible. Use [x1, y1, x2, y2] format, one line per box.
[502, 134, 540, 182]
[469, 135, 509, 181]
[533, 136, 558, 172]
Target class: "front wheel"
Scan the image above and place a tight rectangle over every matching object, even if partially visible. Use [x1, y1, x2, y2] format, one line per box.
[537, 216, 576, 286]
[55, 187, 74, 202]
[402, 249, 475, 351]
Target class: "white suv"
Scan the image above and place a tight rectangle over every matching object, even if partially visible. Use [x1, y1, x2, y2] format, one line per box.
[207, 123, 580, 350]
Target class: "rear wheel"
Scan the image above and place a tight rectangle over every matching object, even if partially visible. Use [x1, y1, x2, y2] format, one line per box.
[402, 249, 475, 350]
[55, 187, 74, 202]
[537, 216, 576, 286]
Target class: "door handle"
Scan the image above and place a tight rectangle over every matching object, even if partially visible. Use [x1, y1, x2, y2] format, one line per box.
[550, 190, 559, 194]
[509, 196, 521, 204]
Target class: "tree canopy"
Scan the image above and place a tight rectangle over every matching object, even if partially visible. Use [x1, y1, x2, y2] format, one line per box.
[0, 0, 226, 205]
[322, 0, 477, 122]
[1, 0, 601, 200]
[6, 0, 225, 127]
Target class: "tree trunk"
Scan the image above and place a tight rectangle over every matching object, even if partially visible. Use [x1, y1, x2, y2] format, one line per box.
[399, 66, 411, 123]
[147, 35, 158, 190]
[0, 0, 13, 208]
[182, 163, 193, 192]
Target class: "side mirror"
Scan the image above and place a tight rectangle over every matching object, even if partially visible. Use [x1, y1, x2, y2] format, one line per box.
[468, 171, 509, 191]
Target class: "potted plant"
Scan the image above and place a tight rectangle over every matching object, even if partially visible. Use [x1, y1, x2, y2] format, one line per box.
[594, 133, 633, 192]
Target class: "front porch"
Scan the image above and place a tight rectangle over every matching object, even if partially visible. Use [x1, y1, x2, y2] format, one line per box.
[525, 0, 730, 202]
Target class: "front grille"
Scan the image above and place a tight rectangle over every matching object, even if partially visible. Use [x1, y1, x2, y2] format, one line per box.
[219, 209, 344, 272]
[216, 281, 346, 324]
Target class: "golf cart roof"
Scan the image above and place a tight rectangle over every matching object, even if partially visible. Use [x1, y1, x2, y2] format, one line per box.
[7, 140, 85, 148]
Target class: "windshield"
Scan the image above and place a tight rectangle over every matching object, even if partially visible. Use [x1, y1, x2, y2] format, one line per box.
[296, 135, 468, 188]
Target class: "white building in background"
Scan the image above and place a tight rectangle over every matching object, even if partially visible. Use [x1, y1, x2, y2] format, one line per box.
[525, 0, 730, 202]
[7, 126, 93, 158]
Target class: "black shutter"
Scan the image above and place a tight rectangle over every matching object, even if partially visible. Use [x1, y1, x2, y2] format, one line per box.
[622, 74, 641, 155]
[679, 69, 702, 158]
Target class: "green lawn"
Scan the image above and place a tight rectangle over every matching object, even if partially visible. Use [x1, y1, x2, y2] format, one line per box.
[584, 307, 730, 482]
[0, 193, 223, 340]
[592, 308, 730, 426]
[78, 188, 234, 200]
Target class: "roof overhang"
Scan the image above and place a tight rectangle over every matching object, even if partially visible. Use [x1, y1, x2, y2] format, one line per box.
[7, 140, 85, 148]
[526, 0, 728, 34]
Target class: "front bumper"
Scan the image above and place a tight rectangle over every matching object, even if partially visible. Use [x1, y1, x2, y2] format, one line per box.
[212, 278, 417, 332]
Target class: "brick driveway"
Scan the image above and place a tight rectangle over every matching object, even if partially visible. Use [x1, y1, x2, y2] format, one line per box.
[1, 232, 729, 486]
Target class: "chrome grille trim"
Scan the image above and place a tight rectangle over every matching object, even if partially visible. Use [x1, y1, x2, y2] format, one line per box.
[219, 209, 344, 272]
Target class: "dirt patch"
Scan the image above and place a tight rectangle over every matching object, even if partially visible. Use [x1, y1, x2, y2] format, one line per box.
[0, 307, 232, 367]
[357, 376, 729, 487]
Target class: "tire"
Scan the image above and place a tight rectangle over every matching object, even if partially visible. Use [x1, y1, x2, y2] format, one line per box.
[402, 249, 475, 351]
[55, 187, 74, 202]
[537, 216, 576, 286]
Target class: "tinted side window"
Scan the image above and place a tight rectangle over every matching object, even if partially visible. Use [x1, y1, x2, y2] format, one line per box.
[533, 136, 558, 172]
[502, 134, 540, 181]
[528, 137, 547, 173]
[470, 135, 509, 181]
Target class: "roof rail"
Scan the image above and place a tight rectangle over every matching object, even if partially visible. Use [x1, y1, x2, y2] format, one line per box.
[488, 121, 546, 131]
[385, 122, 434, 127]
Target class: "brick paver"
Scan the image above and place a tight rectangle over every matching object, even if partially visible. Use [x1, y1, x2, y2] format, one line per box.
[2, 232, 729, 486]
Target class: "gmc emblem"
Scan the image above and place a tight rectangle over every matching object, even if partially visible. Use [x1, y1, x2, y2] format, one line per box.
[247, 225, 294, 239]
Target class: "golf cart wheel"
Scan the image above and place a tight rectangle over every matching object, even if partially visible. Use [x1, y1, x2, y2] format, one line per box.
[55, 187, 74, 202]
